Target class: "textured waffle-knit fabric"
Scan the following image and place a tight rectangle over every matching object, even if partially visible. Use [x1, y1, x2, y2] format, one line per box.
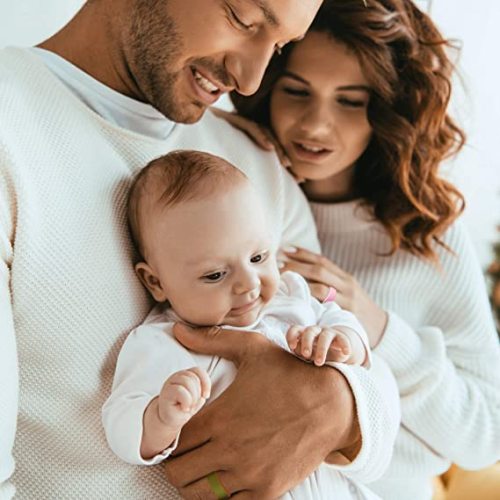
[0, 47, 325, 499]
[310, 200, 500, 500]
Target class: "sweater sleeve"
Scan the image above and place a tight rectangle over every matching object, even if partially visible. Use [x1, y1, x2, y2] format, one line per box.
[0, 142, 18, 500]
[324, 356, 401, 484]
[277, 272, 400, 483]
[374, 222, 500, 469]
[102, 320, 202, 466]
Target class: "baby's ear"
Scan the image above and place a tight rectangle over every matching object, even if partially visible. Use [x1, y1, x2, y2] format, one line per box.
[135, 262, 168, 302]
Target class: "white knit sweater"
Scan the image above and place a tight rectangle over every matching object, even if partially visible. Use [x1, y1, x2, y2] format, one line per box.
[310, 200, 500, 500]
[0, 47, 398, 499]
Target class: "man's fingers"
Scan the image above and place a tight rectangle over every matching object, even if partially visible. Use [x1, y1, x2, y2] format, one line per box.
[165, 439, 225, 488]
[176, 470, 237, 500]
[171, 402, 213, 455]
[173, 323, 267, 366]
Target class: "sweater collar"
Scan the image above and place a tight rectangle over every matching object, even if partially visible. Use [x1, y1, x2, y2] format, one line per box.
[309, 199, 378, 234]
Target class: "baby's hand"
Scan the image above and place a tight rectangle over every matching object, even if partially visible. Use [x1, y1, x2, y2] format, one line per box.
[157, 367, 211, 429]
[286, 325, 352, 366]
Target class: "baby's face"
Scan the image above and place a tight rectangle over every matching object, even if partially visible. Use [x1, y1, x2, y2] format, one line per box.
[141, 181, 280, 327]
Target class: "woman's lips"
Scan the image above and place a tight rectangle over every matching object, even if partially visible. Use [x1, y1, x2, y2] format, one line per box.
[291, 141, 333, 162]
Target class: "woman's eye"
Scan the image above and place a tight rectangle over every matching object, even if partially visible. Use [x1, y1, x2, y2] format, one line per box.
[203, 272, 225, 282]
[338, 97, 366, 108]
[282, 87, 309, 97]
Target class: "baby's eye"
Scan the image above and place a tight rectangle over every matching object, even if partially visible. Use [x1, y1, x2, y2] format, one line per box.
[203, 271, 226, 282]
[251, 252, 268, 264]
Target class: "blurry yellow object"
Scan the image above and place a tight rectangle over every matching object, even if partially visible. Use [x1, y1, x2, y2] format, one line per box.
[433, 464, 500, 500]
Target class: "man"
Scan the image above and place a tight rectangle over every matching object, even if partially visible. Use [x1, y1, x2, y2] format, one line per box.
[0, 1, 399, 498]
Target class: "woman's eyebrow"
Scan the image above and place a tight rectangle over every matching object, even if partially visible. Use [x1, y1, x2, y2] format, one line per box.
[281, 71, 309, 84]
[337, 85, 371, 92]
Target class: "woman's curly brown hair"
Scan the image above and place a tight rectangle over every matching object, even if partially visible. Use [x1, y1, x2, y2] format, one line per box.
[231, 0, 465, 261]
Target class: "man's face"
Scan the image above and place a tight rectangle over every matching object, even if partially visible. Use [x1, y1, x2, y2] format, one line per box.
[125, 0, 322, 123]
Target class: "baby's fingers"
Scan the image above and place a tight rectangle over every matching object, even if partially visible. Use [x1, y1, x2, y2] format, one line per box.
[186, 367, 211, 399]
[165, 383, 195, 413]
[286, 325, 303, 350]
[327, 332, 352, 363]
[313, 329, 336, 366]
[300, 326, 322, 359]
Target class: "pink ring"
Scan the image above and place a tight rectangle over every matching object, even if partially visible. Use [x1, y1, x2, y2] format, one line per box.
[322, 286, 337, 304]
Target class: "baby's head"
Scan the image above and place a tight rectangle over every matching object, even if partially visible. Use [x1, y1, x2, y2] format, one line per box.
[128, 150, 280, 327]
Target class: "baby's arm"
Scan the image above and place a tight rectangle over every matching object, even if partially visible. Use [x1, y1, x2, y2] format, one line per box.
[286, 325, 366, 366]
[141, 367, 211, 460]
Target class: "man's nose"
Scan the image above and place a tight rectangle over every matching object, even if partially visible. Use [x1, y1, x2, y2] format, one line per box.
[226, 42, 275, 96]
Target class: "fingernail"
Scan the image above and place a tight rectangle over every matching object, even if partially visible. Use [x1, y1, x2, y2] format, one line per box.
[283, 246, 297, 253]
[278, 261, 285, 269]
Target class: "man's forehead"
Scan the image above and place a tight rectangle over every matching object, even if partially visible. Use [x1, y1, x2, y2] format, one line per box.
[253, 0, 280, 27]
[261, 0, 322, 35]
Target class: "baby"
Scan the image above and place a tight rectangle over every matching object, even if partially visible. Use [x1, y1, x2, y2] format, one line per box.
[103, 151, 374, 499]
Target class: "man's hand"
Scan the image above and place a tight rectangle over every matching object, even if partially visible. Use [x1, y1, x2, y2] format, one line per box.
[164, 324, 361, 499]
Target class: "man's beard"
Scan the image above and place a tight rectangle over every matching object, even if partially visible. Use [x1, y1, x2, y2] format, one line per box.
[127, 0, 193, 123]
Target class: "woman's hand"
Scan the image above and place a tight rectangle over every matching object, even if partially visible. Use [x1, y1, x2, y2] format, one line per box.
[282, 247, 388, 348]
[210, 107, 293, 170]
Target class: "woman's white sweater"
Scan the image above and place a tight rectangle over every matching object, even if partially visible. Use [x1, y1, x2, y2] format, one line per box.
[311, 200, 500, 500]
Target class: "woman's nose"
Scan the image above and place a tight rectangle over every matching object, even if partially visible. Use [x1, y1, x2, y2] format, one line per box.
[300, 104, 335, 137]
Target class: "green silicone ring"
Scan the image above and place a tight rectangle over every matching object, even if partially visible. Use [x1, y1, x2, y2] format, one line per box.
[207, 472, 229, 499]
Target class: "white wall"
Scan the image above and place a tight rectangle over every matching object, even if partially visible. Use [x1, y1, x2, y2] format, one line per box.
[430, 0, 500, 267]
[1, 0, 499, 267]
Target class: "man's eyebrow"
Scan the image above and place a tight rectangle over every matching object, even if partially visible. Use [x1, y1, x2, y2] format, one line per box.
[255, 0, 280, 27]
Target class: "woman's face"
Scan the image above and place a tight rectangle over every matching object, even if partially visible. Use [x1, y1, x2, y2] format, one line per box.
[270, 32, 373, 200]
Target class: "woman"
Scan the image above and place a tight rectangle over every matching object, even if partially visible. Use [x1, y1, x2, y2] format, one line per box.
[217, 0, 500, 498]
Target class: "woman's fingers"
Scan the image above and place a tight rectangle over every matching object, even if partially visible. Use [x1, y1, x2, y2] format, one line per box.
[210, 107, 275, 151]
[282, 246, 348, 278]
[281, 258, 344, 290]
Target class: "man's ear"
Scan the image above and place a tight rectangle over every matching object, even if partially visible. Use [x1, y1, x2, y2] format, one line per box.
[135, 262, 168, 302]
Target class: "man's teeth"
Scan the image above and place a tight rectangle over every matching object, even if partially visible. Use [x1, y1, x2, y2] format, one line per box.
[299, 143, 325, 153]
[194, 70, 219, 93]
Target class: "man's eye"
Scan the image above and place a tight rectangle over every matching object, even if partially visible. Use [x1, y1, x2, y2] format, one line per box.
[203, 272, 226, 282]
[229, 6, 253, 31]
